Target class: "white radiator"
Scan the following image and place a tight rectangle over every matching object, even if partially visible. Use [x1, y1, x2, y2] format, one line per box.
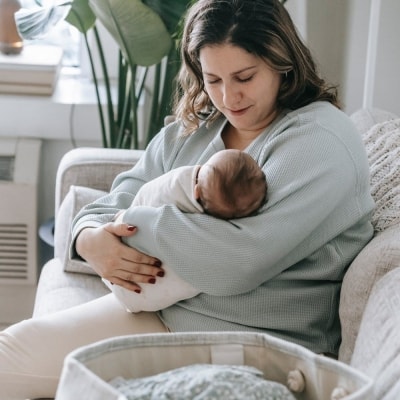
[0, 138, 41, 285]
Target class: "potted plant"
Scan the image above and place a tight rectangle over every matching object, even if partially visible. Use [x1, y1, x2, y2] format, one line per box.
[15, 0, 193, 149]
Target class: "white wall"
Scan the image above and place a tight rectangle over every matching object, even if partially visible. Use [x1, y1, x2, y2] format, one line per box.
[288, 0, 400, 116]
[369, 0, 400, 115]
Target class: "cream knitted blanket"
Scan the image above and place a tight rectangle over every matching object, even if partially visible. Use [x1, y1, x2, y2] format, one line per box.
[363, 118, 400, 232]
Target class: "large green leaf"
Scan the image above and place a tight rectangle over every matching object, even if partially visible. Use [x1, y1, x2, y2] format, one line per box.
[89, 0, 172, 67]
[65, 0, 96, 34]
[142, 0, 193, 36]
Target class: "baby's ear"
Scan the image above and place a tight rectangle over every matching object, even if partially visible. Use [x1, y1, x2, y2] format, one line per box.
[193, 184, 200, 200]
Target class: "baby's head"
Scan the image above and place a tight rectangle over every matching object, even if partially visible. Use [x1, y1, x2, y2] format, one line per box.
[194, 149, 267, 219]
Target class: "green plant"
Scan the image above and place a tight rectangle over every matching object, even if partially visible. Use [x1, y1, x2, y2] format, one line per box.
[16, 0, 192, 149]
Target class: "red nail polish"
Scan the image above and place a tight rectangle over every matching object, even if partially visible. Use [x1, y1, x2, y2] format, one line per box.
[135, 289, 141, 294]
[154, 260, 162, 267]
[127, 225, 136, 232]
[157, 270, 165, 277]
[149, 278, 156, 284]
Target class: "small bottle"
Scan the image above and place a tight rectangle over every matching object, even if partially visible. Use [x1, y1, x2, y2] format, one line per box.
[0, 0, 23, 55]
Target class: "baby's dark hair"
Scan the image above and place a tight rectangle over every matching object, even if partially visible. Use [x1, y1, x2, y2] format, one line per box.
[199, 150, 267, 219]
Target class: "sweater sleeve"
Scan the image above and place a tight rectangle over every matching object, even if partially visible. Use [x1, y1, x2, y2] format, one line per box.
[71, 126, 170, 238]
[122, 120, 370, 296]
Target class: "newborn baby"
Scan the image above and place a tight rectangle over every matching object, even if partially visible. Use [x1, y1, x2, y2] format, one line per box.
[104, 149, 267, 312]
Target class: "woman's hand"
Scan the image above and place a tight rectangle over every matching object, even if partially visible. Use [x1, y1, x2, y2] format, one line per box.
[75, 217, 164, 293]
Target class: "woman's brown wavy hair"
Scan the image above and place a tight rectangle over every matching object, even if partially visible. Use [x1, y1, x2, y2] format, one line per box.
[174, 0, 339, 135]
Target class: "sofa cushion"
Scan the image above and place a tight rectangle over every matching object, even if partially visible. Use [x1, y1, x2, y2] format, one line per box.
[33, 258, 110, 317]
[350, 267, 400, 400]
[55, 185, 107, 275]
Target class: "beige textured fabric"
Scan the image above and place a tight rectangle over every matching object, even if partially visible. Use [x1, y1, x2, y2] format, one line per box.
[351, 268, 400, 400]
[338, 224, 400, 363]
[56, 185, 107, 275]
[56, 332, 373, 400]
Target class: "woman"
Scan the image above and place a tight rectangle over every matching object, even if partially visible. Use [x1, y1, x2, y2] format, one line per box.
[0, 0, 374, 398]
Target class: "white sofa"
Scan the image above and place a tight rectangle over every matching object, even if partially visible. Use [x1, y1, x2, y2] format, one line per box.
[33, 108, 400, 399]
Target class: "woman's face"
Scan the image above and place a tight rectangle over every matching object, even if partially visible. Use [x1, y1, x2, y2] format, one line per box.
[199, 44, 281, 137]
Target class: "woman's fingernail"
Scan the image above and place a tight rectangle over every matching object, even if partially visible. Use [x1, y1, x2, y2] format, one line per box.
[154, 260, 162, 267]
[157, 270, 165, 277]
[149, 278, 156, 284]
[127, 225, 136, 232]
[135, 289, 141, 294]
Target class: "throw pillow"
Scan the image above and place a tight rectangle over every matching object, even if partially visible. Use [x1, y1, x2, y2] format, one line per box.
[56, 185, 107, 275]
[363, 118, 400, 232]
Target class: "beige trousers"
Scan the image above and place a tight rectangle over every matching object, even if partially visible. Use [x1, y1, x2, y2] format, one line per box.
[0, 294, 168, 400]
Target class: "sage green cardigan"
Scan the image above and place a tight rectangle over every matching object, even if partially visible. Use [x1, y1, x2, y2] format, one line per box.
[72, 101, 374, 355]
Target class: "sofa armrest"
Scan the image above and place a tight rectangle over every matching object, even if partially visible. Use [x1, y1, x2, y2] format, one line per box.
[55, 147, 145, 214]
[338, 224, 400, 363]
[350, 267, 400, 399]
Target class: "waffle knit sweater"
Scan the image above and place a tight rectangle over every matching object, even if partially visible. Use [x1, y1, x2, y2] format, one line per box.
[72, 102, 375, 355]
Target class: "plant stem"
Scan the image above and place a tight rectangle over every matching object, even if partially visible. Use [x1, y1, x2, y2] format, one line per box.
[130, 65, 139, 149]
[81, 30, 108, 148]
[146, 62, 162, 146]
[93, 25, 115, 148]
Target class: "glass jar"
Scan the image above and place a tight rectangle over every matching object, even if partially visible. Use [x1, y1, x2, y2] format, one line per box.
[0, 0, 23, 55]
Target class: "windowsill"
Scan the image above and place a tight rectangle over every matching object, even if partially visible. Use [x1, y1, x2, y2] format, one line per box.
[0, 68, 109, 142]
[53, 67, 117, 105]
